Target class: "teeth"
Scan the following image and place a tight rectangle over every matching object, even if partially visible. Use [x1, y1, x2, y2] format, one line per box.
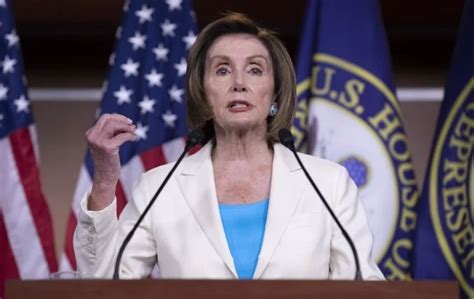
[230, 102, 247, 108]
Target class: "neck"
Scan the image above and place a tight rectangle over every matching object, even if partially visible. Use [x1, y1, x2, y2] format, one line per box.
[212, 126, 272, 162]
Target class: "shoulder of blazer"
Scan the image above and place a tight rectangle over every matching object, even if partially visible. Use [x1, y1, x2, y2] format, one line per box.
[142, 141, 214, 181]
[295, 150, 348, 176]
[284, 148, 353, 202]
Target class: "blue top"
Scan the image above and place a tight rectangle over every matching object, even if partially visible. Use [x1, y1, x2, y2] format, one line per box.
[218, 199, 269, 279]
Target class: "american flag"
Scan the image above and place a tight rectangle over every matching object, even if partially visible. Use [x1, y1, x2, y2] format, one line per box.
[0, 0, 58, 295]
[60, 0, 197, 271]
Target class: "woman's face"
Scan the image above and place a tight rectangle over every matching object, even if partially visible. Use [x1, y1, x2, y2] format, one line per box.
[204, 33, 274, 134]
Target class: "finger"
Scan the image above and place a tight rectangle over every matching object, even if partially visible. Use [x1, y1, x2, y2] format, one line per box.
[107, 113, 133, 124]
[109, 132, 137, 148]
[98, 115, 132, 129]
[89, 120, 135, 141]
[85, 127, 92, 136]
[94, 114, 133, 133]
[86, 114, 131, 138]
[98, 113, 133, 125]
[104, 121, 135, 134]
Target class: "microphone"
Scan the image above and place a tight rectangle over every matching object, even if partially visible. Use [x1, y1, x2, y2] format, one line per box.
[113, 128, 206, 279]
[278, 128, 362, 280]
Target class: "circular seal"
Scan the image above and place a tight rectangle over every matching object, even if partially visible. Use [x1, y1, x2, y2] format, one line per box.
[429, 79, 474, 297]
[293, 53, 418, 274]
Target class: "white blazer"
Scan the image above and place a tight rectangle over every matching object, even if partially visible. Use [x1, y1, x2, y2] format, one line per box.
[74, 142, 384, 280]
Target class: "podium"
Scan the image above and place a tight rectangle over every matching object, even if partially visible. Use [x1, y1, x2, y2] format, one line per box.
[6, 279, 457, 298]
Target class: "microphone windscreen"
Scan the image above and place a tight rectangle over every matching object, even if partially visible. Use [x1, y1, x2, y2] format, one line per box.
[278, 128, 295, 149]
[187, 128, 207, 147]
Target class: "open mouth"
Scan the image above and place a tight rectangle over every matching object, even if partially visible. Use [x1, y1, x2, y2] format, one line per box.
[227, 100, 251, 110]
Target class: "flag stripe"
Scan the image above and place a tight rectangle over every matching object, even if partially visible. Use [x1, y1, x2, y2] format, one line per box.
[28, 126, 40, 163]
[0, 1, 57, 291]
[8, 126, 58, 273]
[115, 182, 128, 216]
[120, 155, 145, 201]
[0, 134, 50, 278]
[0, 212, 20, 296]
[162, 137, 185, 163]
[140, 146, 166, 171]
[63, 212, 78, 270]
[188, 144, 202, 156]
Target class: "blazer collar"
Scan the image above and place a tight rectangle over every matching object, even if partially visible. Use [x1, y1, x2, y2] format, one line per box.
[176, 141, 304, 279]
[253, 143, 305, 278]
[176, 142, 238, 277]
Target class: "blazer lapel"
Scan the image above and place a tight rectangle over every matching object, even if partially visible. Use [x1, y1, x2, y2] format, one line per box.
[253, 144, 305, 278]
[176, 142, 238, 278]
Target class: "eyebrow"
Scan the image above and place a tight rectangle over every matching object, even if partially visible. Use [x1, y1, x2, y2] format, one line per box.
[208, 54, 270, 65]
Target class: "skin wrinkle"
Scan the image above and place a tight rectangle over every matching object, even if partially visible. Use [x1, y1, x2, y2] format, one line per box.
[204, 33, 274, 204]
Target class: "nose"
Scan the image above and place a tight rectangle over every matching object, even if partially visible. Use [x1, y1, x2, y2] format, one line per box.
[233, 84, 247, 92]
[232, 71, 247, 92]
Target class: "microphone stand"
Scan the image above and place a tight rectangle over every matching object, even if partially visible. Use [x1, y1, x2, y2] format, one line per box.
[279, 129, 362, 280]
[113, 129, 205, 279]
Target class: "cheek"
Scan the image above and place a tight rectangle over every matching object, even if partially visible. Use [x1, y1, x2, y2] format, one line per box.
[203, 82, 218, 107]
[258, 82, 275, 105]
[205, 81, 231, 109]
[256, 76, 274, 94]
[204, 91, 225, 118]
[205, 91, 221, 111]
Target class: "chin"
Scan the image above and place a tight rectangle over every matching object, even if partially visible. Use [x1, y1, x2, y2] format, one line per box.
[222, 120, 267, 134]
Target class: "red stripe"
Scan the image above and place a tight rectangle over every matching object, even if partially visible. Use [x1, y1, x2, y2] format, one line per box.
[188, 144, 202, 155]
[64, 212, 78, 270]
[0, 212, 20, 297]
[115, 182, 127, 216]
[140, 146, 166, 170]
[9, 127, 58, 273]
[183, 135, 202, 156]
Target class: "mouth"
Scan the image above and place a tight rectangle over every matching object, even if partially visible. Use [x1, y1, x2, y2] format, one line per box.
[227, 100, 251, 111]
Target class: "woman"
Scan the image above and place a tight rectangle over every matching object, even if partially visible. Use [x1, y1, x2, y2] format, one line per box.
[74, 13, 384, 280]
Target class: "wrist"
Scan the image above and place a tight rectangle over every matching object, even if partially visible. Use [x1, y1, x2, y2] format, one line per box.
[89, 182, 116, 211]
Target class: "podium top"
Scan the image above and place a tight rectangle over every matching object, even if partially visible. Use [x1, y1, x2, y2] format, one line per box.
[6, 279, 458, 299]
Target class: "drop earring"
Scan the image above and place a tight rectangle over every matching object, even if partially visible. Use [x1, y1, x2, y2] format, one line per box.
[269, 103, 279, 117]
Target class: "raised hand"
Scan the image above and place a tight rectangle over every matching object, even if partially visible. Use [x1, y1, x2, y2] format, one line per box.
[85, 114, 136, 211]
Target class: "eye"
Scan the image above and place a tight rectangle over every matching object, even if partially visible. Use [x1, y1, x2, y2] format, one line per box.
[216, 67, 230, 76]
[249, 67, 263, 76]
